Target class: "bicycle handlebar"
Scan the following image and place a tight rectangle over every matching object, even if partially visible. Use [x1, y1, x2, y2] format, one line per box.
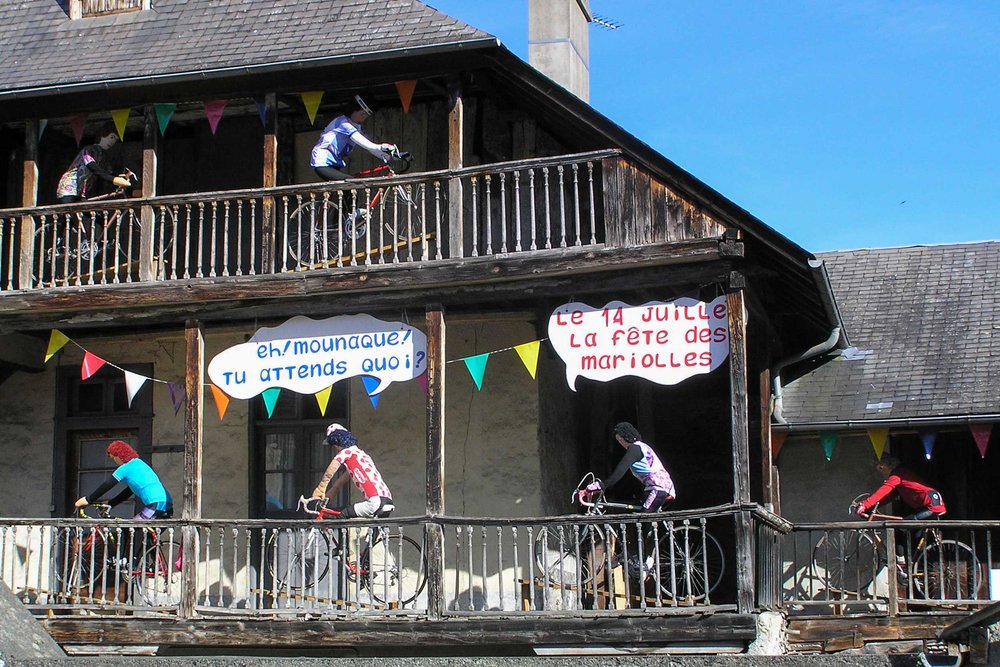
[77, 502, 112, 519]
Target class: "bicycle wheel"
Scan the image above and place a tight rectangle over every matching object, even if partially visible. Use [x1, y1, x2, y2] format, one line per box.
[651, 525, 725, 601]
[911, 539, 982, 601]
[363, 534, 426, 606]
[134, 538, 182, 606]
[533, 523, 608, 587]
[811, 529, 880, 594]
[266, 527, 332, 592]
[287, 199, 364, 266]
[53, 527, 105, 593]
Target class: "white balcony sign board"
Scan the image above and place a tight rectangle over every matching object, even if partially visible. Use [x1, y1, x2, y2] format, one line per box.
[547, 296, 730, 391]
[208, 314, 427, 399]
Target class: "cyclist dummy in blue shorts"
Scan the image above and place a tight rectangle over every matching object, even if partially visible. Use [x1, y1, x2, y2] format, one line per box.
[74, 440, 173, 520]
[310, 95, 398, 181]
[588, 421, 676, 512]
[56, 123, 132, 204]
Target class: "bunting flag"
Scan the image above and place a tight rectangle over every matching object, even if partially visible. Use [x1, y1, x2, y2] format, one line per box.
[300, 91, 323, 125]
[44, 329, 70, 362]
[81, 351, 106, 380]
[203, 99, 227, 135]
[395, 80, 417, 113]
[39, 119, 48, 140]
[361, 376, 381, 410]
[819, 431, 838, 462]
[514, 341, 540, 379]
[463, 353, 490, 390]
[255, 97, 267, 126]
[70, 113, 88, 147]
[867, 428, 889, 460]
[919, 428, 938, 460]
[771, 430, 788, 462]
[209, 384, 231, 420]
[167, 382, 186, 415]
[153, 103, 176, 135]
[111, 108, 130, 140]
[971, 423, 993, 459]
[123, 370, 148, 408]
[314, 385, 332, 415]
[417, 371, 428, 396]
[261, 387, 280, 418]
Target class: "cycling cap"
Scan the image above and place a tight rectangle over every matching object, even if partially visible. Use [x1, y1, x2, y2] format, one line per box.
[107, 440, 138, 462]
[354, 95, 374, 115]
[326, 423, 347, 436]
[325, 428, 358, 449]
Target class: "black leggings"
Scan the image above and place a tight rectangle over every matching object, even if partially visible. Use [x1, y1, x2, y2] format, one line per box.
[314, 166, 351, 181]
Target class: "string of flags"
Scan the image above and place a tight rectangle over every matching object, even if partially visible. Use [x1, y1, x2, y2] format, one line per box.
[771, 422, 994, 463]
[59, 80, 421, 145]
[43, 329, 543, 422]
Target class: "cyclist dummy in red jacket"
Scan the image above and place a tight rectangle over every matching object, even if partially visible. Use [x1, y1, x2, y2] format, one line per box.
[310, 424, 394, 518]
[856, 455, 946, 520]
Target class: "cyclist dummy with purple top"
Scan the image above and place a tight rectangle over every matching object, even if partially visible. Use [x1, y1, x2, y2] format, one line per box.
[309, 95, 398, 181]
[588, 421, 676, 512]
[56, 123, 132, 204]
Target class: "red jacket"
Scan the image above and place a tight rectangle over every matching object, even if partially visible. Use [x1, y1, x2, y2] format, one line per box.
[860, 467, 946, 515]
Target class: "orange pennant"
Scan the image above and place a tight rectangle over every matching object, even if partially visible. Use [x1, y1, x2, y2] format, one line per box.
[395, 80, 417, 113]
[771, 431, 788, 461]
[81, 351, 106, 380]
[209, 384, 231, 420]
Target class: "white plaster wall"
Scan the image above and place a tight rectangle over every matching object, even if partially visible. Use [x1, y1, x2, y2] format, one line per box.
[0, 363, 55, 517]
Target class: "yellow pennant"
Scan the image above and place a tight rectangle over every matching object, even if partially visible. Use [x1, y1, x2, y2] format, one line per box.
[514, 340, 541, 379]
[314, 385, 332, 415]
[867, 428, 889, 460]
[111, 108, 130, 140]
[300, 91, 324, 125]
[209, 384, 231, 421]
[45, 329, 70, 362]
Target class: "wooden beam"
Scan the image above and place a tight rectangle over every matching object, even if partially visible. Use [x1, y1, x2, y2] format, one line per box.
[425, 304, 445, 620]
[759, 368, 774, 511]
[788, 614, 961, 650]
[19, 119, 39, 289]
[727, 284, 752, 614]
[139, 104, 159, 282]
[447, 87, 463, 258]
[261, 92, 278, 274]
[181, 319, 204, 618]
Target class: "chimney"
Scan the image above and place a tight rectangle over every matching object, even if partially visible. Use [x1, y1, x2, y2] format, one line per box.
[528, 0, 592, 102]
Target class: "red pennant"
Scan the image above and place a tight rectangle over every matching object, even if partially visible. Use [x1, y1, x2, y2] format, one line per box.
[204, 99, 227, 134]
[70, 113, 88, 146]
[417, 371, 428, 396]
[971, 423, 993, 459]
[81, 351, 106, 380]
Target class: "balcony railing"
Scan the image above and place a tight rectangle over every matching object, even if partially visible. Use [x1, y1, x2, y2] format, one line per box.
[0, 151, 622, 293]
[0, 505, 749, 621]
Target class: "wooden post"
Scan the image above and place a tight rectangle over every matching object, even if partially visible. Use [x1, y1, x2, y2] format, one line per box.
[18, 119, 39, 289]
[139, 104, 159, 281]
[425, 304, 446, 619]
[728, 282, 754, 613]
[261, 92, 278, 274]
[447, 88, 464, 258]
[180, 319, 204, 618]
[760, 368, 775, 512]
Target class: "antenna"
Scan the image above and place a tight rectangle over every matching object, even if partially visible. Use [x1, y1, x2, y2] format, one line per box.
[592, 14, 623, 31]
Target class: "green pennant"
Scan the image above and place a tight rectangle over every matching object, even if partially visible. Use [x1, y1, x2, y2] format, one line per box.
[261, 387, 281, 418]
[153, 103, 176, 135]
[819, 431, 838, 462]
[462, 353, 490, 390]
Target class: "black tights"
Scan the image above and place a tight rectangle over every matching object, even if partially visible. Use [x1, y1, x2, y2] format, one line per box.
[314, 166, 351, 181]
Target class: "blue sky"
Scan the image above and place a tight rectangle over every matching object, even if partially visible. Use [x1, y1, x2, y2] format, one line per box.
[426, 1, 999, 252]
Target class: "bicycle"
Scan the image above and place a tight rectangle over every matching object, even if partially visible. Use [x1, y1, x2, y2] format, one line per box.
[811, 493, 983, 601]
[286, 148, 425, 268]
[53, 502, 182, 607]
[264, 495, 427, 607]
[533, 473, 725, 603]
[35, 169, 175, 284]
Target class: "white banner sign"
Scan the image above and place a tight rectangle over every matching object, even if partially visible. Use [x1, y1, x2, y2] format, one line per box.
[547, 297, 730, 390]
[208, 314, 427, 399]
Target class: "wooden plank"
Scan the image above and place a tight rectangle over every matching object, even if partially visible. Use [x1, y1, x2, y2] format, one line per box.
[181, 319, 204, 619]
[727, 285, 752, 614]
[261, 92, 278, 274]
[788, 614, 966, 650]
[447, 89, 464, 258]
[759, 369, 774, 511]
[649, 178, 669, 242]
[139, 104, 158, 282]
[600, 158, 623, 247]
[19, 119, 39, 289]
[633, 167, 652, 245]
[425, 304, 445, 620]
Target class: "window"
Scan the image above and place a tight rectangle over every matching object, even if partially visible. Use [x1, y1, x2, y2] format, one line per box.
[69, 0, 149, 20]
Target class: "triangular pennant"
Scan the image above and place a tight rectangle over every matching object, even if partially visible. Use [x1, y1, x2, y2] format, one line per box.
[463, 353, 490, 390]
[971, 423, 993, 459]
[514, 341, 540, 379]
[39, 119, 48, 140]
[819, 431, 838, 462]
[395, 80, 417, 113]
[771, 431, 788, 462]
[123, 370, 148, 408]
[81, 351, 106, 381]
[153, 103, 176, 135]
[919, 428, 938, 460]
[167, 382, 186, 415]
[314, 385, 332, 416]
[203, 99, 227, 135]
[866, 428, 889, 461]
[209, 384, 231, 421]
[417, 371, 428, 396]
[44, 329, 70, 363]
[361, 376, 380, 410]
[300, 91, 323, 125]
[70, 113, 88, 147]
[111, 108, 130, 140]
[261, 387, 280, 418]
[255, 97, 267, 126]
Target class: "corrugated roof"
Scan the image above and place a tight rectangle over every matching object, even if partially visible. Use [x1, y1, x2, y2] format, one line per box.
[0, 0, 493, 95]
[780, 242, 1000, 424]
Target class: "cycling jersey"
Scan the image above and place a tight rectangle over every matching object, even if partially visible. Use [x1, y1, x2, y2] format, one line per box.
[56, 144, 114, 199]
[310, 115, 360, 168]
[606, 441, 676, 499]
[333, 445, 392, 500]
[86, 457, 171, 513]
[860, 467, 946, 515]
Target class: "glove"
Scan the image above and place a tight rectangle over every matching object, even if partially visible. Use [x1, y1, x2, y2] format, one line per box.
[854, 503, 867, 517]
[74, 496, 89, 509]
[380, 143, 397, 158]
[112, 176, 131, 188]
[585, 481, 603, 493]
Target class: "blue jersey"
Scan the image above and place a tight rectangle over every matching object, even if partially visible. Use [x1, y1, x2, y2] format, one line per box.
[310, 115, 359, 168]
[113, 458, 169, 510]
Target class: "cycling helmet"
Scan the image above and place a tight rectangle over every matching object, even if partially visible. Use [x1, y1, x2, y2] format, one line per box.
[352, 94, 374, 116]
